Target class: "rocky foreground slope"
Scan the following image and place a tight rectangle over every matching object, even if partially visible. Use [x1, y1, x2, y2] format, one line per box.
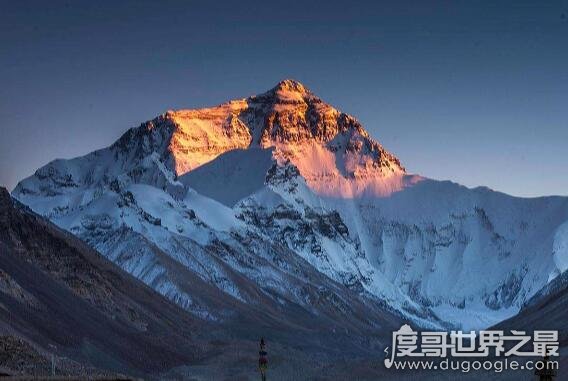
[0, 187, 203, 376]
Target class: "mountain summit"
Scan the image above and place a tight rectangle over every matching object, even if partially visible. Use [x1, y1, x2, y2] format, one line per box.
[265, 78, 311, 96]
[109, 80, 405, 197]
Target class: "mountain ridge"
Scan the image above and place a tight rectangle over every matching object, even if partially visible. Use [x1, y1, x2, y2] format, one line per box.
[107, 79, 405, 197]
[11, 80, 568, 332]
[1, 185, 408, 377]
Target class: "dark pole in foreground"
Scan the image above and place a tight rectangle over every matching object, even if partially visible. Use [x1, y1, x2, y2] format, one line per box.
[535, 353, 557, 381]
[258, 338, 268, 381]
[48, 344, 56, 377]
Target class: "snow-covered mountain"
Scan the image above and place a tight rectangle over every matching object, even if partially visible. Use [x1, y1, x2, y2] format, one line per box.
[12, 79, 568, 330]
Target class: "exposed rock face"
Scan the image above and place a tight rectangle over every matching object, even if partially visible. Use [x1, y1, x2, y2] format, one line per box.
[0, 335, 124, 378]
[245, 80, 405, 195]
[0, 188, 11, 209]
[109, 79, 404, 196]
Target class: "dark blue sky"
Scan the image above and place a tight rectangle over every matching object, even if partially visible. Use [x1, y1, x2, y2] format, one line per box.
[1, 0, 567, 196]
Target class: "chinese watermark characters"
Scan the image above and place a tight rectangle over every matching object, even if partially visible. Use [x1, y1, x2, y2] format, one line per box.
[384, 324, 559, 369]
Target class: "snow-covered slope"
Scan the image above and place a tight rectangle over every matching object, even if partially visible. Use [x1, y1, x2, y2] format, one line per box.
[12, 80, 568, 330]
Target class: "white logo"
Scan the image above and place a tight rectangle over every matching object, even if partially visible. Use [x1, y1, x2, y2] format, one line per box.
[384, 324, 558, 369]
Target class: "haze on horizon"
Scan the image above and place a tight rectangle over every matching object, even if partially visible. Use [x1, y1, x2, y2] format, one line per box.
[1, 0, 567, 197]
